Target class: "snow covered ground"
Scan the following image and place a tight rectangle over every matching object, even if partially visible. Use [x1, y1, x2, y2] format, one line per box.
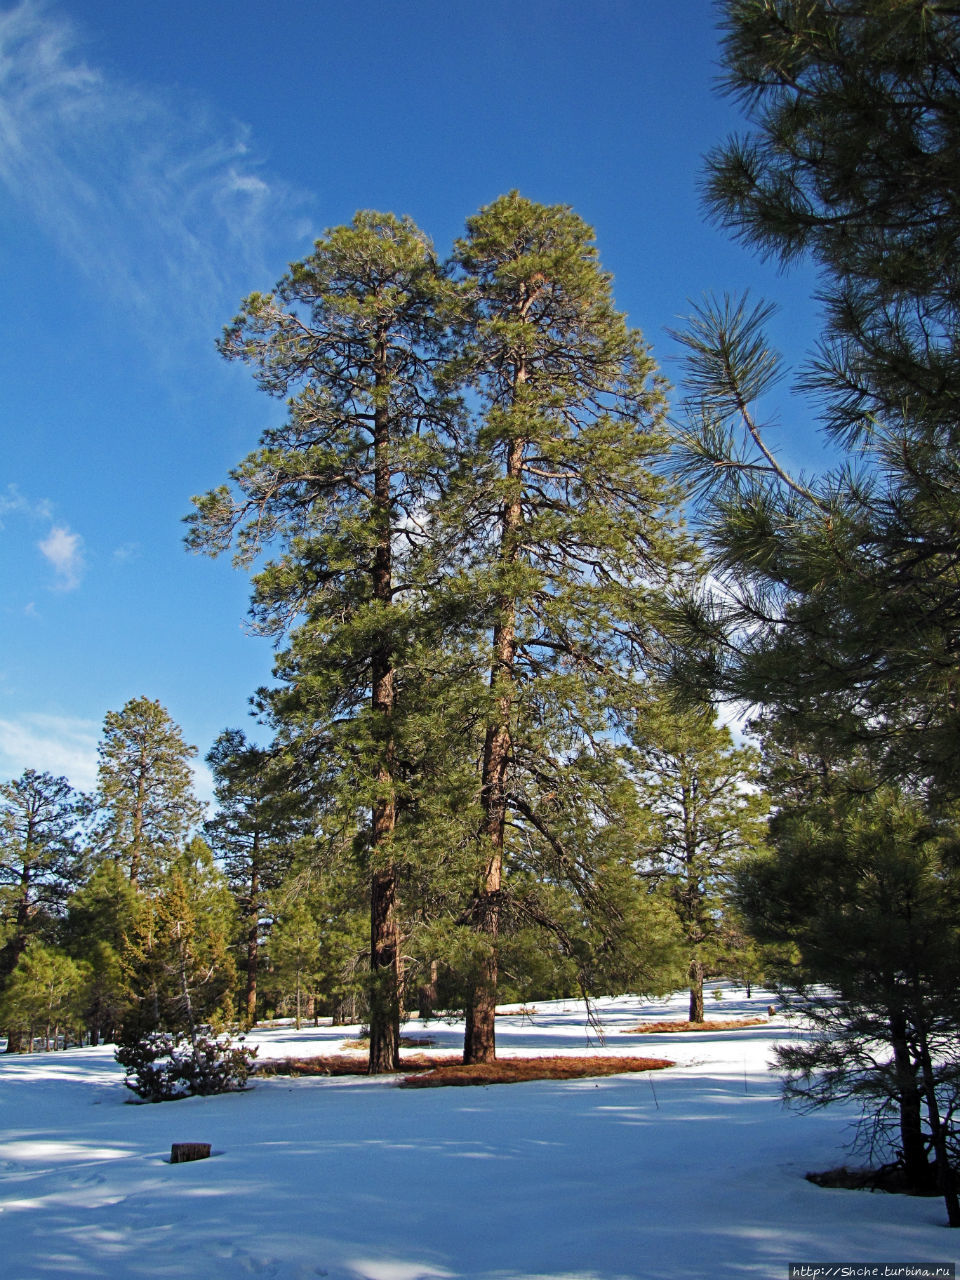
[0, 987, 953, 1280]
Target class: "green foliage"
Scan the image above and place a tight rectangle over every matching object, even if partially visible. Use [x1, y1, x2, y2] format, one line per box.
[63, 862, 140, 1042]
[630, 704, 768, 1017]
[674, 3, 960, 797]
[121, 840, 237, 1040]
[116, 1030, 256, 1102]
[94, 698, 203, 889]
[188, 210, 462, 1071]
[737, 784, 960, 1193]
[0, 941, 89, 1050]
[0, 770, 86, 1005]
[205, 729, 314, 1024]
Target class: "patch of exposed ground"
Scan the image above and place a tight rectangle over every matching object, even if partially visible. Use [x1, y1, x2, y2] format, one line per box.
[623, 1018, 769, 1034]
[255, 1053, 459, 1078]
[398, 1055, 674, 1088]
[806, 1165, 940, 1197]
[255, 1053, 674, 1086]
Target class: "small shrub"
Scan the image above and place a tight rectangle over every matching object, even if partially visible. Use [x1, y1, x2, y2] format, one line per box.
[115, 1031, 257, 1102]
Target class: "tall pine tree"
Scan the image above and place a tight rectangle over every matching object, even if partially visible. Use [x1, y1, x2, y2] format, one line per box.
[187, 212, 458, 1072]
[445, 193, 688, 1061]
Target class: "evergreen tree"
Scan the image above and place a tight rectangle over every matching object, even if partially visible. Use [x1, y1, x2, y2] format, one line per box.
[670, 2, 960, 1226]
[0, 770, 85, 997]
[0, 941, 88, 1052]
[121, 838, 237, 1041]
[445, 192, 688, 1061]
[94, 698, 203, 889]
[63, 861, 140, 1044]
[266, 895, 324, 1030]
[187, 212, 458, 1072]
[631, 706, 768, 1021]
[673, 2, 960, 795]
[205, 730, 310, 1026]
[736, 783, 960, 1216]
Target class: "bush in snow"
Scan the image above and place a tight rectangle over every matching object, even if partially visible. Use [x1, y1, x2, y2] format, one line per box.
[115, 1031, 257, 1102]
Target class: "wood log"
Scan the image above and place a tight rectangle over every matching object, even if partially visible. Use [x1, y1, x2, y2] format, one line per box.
[170, 1142, 211, 1164]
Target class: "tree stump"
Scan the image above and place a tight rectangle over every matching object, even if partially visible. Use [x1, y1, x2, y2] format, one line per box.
[170, 1142, 211, 1164]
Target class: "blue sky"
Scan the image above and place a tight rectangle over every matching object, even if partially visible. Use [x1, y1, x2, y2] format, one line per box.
[0, 0, 828, 799]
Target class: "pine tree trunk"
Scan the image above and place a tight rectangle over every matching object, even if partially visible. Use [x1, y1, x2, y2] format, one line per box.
[688, 958, 705, 1023]
[245, 853, 259, 1026]
[912, 1008, 960, 1226]
[417, 960, 439, 1020]
[369, 866, 401, 1071]
[367, 350, 402, 1075]
[890, 1013, 934, 1192]
[464, 432, 523, 1064]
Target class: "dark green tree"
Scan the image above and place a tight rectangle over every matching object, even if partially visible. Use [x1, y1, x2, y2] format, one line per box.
[669, 2, 960, 1229]
[674, 2, 960, 795]
[94, 698, 203, 889]
[0, 941, 88, 1053]
[0, 770, 85, 1007]
[737, 784, 960, 1217]
[266, 895, 324, 1030]
[63, 861, 140, 1044]
[631, 706, 768, 1021]
[205, 730, 311, 1026]
[187, 212, 458, 1072]
[445, 192, 688, 1061]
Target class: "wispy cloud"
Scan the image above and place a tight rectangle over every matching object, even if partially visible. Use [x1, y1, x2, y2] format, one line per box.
[0, 711, 213, 804]
[0, 483, 52, 527]
[0, 0, 312, 339]
[38, 523, 85, 589]
[0, 711, 99, 791]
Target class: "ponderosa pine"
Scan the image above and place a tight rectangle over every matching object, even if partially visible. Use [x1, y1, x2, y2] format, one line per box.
[447, 193, 688, 1062]
[186, 212, 458, 1072]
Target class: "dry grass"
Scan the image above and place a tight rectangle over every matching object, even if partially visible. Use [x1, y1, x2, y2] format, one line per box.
[255, 1053, 460, 1078]
[255, 1052, 673, 1086]
[622, 1017, 769, 1034]
[398, 1055, 674, 1088]
[495, 1006, 537, 1017]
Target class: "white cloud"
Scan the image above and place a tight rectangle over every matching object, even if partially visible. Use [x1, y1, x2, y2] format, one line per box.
[0, 712, 99, 791]
[0, 711, 213, 805]
[0, 483, 52, 527]
[112, 541, 141, 564]
[37, 523, 84, 589]
[0, 1, 312, 339]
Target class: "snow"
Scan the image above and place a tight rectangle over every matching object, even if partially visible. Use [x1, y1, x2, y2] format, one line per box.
[0, 987, 953, 1279]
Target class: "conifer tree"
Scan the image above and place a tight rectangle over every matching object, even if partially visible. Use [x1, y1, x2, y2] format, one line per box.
[631, 707, 767, 1021]
[673, 1, 960, 793]
[0, 770, 85, 994]
[267, 896, 323, 1030]
[737, 783, 960, 1215]
[205, 730, 310, 1026]
[63, 861, 139, 1044]
[0, 941, 88, 1053]
[445, 193, 687, 1061]
[94, 698, 202, 889]
[121, 839, 237, 1041]
[187, 212, 458, 1072]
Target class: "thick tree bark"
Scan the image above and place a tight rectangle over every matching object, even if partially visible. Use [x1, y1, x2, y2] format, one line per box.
[889, 1013, 934, 1192]
[464, 432, 524, 1065]
[912, 1007, 960, 1226]
[688, 958, 705, 1023]
[367, 341, 402, 1075]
